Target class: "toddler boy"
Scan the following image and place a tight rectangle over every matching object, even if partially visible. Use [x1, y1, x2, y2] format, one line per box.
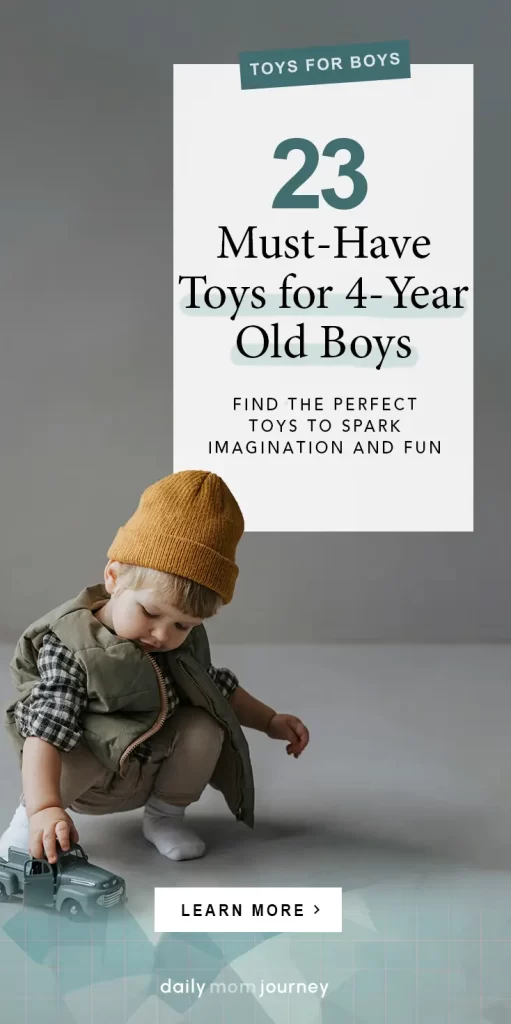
[1, 471, 309, 863]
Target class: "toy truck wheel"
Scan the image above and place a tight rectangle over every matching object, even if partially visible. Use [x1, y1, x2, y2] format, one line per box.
[0, 883, 8, 902]
[60, 899, 83, 919]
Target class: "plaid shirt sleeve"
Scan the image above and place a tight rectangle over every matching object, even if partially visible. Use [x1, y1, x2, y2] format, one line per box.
[13, 631, 87, 752]
[207, 663, 239, 700]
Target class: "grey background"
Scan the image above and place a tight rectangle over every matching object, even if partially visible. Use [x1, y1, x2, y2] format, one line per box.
[0, 0, 508, 643]
[1, 8, 511, 995]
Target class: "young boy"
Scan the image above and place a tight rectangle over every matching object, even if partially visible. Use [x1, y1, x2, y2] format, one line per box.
[1, 470, 309, 863]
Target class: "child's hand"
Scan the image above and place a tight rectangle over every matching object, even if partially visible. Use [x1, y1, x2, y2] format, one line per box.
[28, 806, 79, 864]
[266, 714, 310, 757]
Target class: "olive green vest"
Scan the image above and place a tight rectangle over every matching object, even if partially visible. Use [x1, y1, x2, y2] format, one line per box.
[4, 585, 254, 828]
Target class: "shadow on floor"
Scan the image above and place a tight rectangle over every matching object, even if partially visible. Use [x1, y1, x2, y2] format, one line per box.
[73, 796, 508, 893]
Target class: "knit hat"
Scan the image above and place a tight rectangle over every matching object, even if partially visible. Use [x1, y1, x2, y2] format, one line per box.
[107, 470, 244, 604]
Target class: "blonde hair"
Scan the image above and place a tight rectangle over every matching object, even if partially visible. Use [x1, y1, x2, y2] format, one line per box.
[111, 562, 223, 619]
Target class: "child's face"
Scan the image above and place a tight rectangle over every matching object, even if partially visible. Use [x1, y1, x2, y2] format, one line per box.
[104, 580, 203, 652]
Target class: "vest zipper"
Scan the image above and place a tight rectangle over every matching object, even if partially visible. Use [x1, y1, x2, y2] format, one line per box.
[118, 654, 169, 777]
[177, 657, 244, 819]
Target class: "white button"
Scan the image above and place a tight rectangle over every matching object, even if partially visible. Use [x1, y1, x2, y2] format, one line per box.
[154, 887, 342, 933]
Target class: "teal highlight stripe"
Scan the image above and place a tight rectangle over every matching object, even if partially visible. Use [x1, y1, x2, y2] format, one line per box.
[180, 294, 466, 318]
[230, 344, 419, 368]
[239, 41, 410, 90]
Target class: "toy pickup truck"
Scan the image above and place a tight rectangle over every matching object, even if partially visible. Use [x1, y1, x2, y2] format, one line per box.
[0, 843, 127, 918]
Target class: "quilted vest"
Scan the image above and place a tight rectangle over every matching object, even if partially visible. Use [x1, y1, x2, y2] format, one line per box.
[4, 585, 254, 827]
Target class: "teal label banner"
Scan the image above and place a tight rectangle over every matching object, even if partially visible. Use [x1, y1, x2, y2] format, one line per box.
[239, 40, 410, 89]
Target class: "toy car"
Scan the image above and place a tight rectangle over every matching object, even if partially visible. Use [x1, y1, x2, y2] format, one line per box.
[0, 843, 127, 918]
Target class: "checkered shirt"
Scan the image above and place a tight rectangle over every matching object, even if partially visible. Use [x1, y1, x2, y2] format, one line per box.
[13, 631, 239, 765]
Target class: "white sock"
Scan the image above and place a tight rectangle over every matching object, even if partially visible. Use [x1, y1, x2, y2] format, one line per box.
[142, 795, 205, 861]
[0, 802, 29, 860]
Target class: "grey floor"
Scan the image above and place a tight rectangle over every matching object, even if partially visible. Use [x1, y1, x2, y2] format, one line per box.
[1, 642, 511, 938]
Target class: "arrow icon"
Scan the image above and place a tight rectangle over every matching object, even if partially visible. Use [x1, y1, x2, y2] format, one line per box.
[314, 905, 320, 914]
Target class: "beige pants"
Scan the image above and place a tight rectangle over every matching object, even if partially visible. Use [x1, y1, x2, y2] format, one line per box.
[22, 707, 224, 814]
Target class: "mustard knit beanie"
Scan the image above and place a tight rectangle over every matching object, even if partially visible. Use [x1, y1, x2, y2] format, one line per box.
[107, 470, 244, 604]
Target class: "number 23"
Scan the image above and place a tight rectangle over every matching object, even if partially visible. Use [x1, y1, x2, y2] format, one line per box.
[272, 137, 367, 209]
